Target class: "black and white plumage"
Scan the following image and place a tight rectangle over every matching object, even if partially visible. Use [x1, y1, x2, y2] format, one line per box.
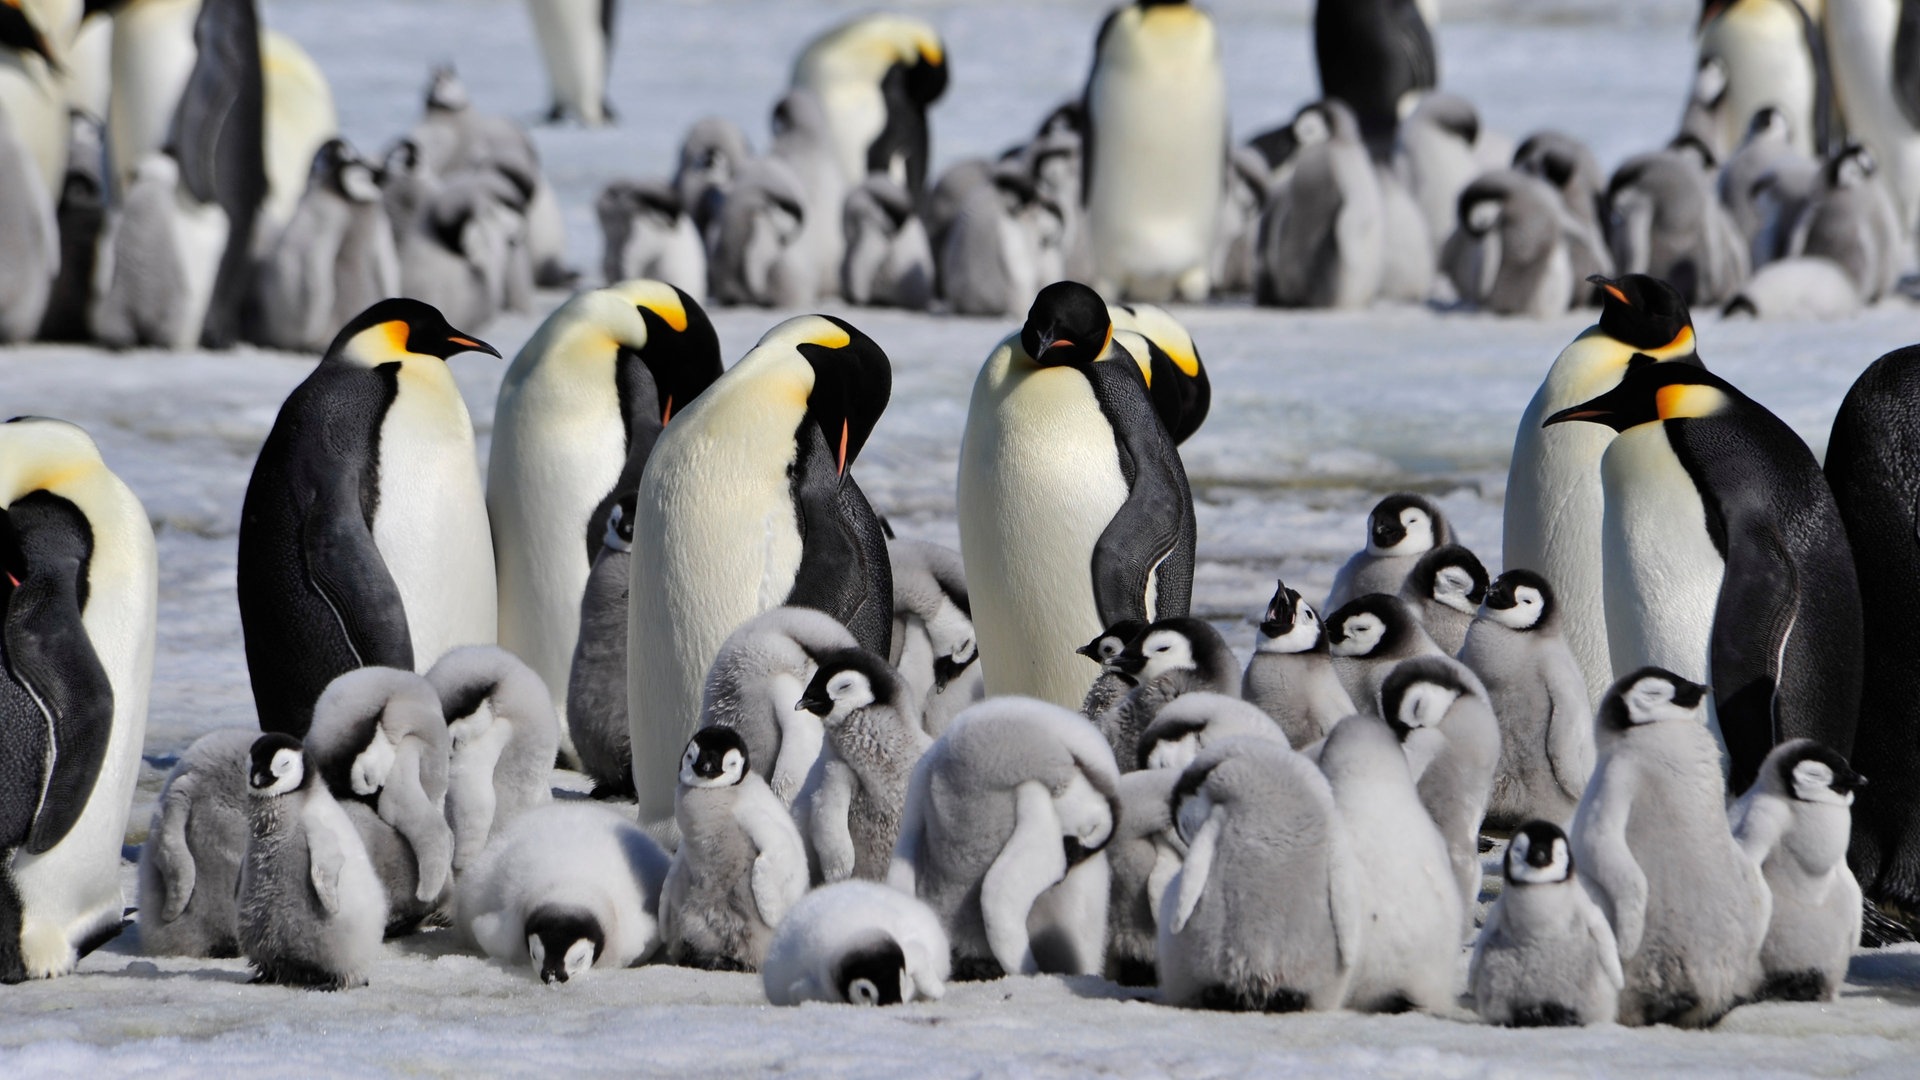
[1380, 656, 1500, 931]
[886, 537, 980, 738]
[697, 606, 859, 807]
[1468, 821, 1622, 1027]
[1325, 493, 1451, 611]
[1241, 581, 1353, 750]
[252, 139, 400, 353]
[795, 647, 930, 884]
[841, 175, 933, 310]
[596, 180, 707, 302]
[1104, 766, 1182, 986]
[524, 0, 620, 127]
[1441, 169, 1598, 318]
[1137, 693, 1290, 776]
[1397, 543, 1488, 655]
[1325, 593, 1446, 708]
[568, 498, 637, 799]
[1095, 617, 1238, 772]
[762, 881, 950, 1006]
[1077, 619, 1144, 724]
[1255, 99, 1384, 310]
[1512, 129, 1612, 286]
[1603, 139, 1750, 307]
[1313, 0, 1437, 161]
[136, 729, 259, 959]
[424, 646, 559, 874]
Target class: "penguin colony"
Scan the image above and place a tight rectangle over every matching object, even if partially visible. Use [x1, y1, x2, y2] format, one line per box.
[1, 0, 1918, 1051]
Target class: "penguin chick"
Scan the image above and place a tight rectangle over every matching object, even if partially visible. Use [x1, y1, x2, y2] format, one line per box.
[1729, 740, 1865, 1003]
[236, 735, 387, 989]
[137, 729, 260, 958]
[568, 499, 637, 799]
[1241, 580, 1354, 749]
[1397, 543, 1489, 655]
[841, 175, 933, 310]
[1096, 617, 1240, 772]
[886, 537, 981, 738]
[1380, 656, 1501, 933]
[1256, 98, 1385, 310]
[1104, 767, 1183, 987]
[1571, 668, 1771, 1027]
[1159, 737, 1363, 1012]
[1604, 140, 1750, 306]
[1460, 570, 1595, 832]
[674, 116, 752, 242]
[707, 156, 813, 308]
[1078, 619, 1145, 724]
[796, 647, 931, 883]
[1441, 169, 1593, 317]
[763, 881, 950, 1006]
[1137, 693, 1290, 775]
[424, 646, 560, 874]
[661, 728, 809, 971]
[456, 802, 671, 984]
[596, 179, 707, 303]
[889, 697, 1120, 980]
[699, 607, 859, 805]
[1512, 130, 1612, 279]
[1325, 593, 1446, 707]
[1468, 821, 1623, 1026]
[1325, 493, 1452, 611]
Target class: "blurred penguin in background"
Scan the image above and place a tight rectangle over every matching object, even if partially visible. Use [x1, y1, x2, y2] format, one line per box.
[1605, 137, 1749, 306]
[1824, 0, 1920, 232]
[525, 0, 619, 126]
[252, 139, 399, 353]
[1687, 0, 1834, 161]
[596, 179, 707, 302]
[1315, 0, 1437, 162]
[790, 13, 947, 197]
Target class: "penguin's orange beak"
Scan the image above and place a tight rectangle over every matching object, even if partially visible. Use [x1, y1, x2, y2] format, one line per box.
[836, 418, 850, 475]
[445, 334, 500, 357]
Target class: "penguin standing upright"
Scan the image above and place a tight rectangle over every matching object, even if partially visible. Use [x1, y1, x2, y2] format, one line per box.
[1546, 361, 1863, 793]
[0, 0, 67, 199]
[0, 94, 57, 343]
[238, 300, 500, 738]
[1692, 0, 1835, 160]
[525, 0, 619, 127]
[626, 315, 893, 824]
[1, 418, 158, 982]
[790, 13, 947, 196]
[1824, 0, 1920, 230]
[958, 281, 1195, 710]
[1082, 0, 1227, 302]
[1313, 0, 1437, 161]
[488, 282, 720, 746]
[1503, 275, 1703, 705]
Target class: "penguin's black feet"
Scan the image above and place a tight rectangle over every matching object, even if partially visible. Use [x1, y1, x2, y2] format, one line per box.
[1107, 956, 1157, 987]
[1507, 1001, 1581, 1027]
[1263, 988, 1309, 1013]
[950, 954, 1005, 982]
[1861, 898, 1919, 947]
[1757, 970, 1830, 1002]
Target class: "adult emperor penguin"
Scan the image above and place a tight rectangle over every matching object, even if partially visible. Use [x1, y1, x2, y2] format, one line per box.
[1545, 360, 1863, 794]
[1692, 0, 1835, 160]
[1, 418, 157, 982]
[0, 0, 66, 199]
[790, 13, 948, 196]
[524, 0, 618, 127]
[237, 299, 501, 739]
[1108, 301, 1211, 445]
[762, 880, 951, 1005]
[957, 281, 1196, 710]
[1825, 344, 1920, 939]
[626, 314, 893, 824]
[1503, 274, 1702, 705]
[488, 280, 720, 745]
[1468, 821, 1623, 1027]
[1082, 0, 1228, 302]
[1313, 0, 1437, 160]
[1325, 493, 1451, 612]
[1825, 0, 1920, 230]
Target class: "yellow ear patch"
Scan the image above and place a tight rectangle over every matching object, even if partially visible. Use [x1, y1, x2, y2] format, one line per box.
[1653, 324, 1695, 358]
[1656, 383, 1726, 420]
[1, 462, 96, 505]
[613, 280, 689, 332]
[805, 321, 852, 350]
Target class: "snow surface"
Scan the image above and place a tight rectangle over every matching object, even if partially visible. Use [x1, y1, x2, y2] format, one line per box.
[3, 0, 1920, 1074]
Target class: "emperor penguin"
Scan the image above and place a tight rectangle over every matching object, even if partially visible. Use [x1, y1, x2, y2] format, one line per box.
[1789, 143, 1908, 303]
[1103, 766, 1181, 985]
[1825, 344, 1920, 939]
[567, 497, 638, 799]
[1692, 0, 1835, 160]
[1325, 493, 1451, 611]
[1730, 739, 1864, 1001]
[105, 0, 199, 195]
[1396, 92, 1485, 247]
[137, 728, 258, 959]
[236, 734, 387, 989]
[524, 0, 618, 127]
[1503, 274, 1703, 705]
[706, 155, 814, 308]
[1720, 254, 1864, 319]
[1459, 570, 1596, 831]
[256, 29, 341, 247]
[1546, 360, 1863, 794]
[1096, 616, 1239, 770]
[885, 537, 980, 738]
[1158, 737, 1363, 1012]
[0, 97, 57, 343]
[1313, 0, 1437, 160]
[1137, 692, 1290, 775]
[762, 880, 950, 1006]
[888, 697, 1120, 980]
[488, 281, 721, 747]
[1256, 99, 1384, 310]
[37, 110, 105, 344]
[1442, 169, 1583, 318]
[1511, 130, 1613, 284]
[238, 300, 500, 738]
[696, 606, 858, 807]
[840, 175, 934, 310]
[595, 180, 708, 302]
[1379, 655, 1501, 931]
[1, 417, 157, 983]
[1570, 669, 1770, 1027]
[674, 115, 751, 241]
[1604, 140, 1751, 307]
[936, 164, 1065, 317]
[1824, 0, 1920, 231]
[1468, 821, 1624, 1027]
[957, 281, 1196, 710]
[1241, 581, 1355, 749]
[1326, 593, 1446, 708]
[252, 139, 401, 353]
[456, 802, 673, 984]
[1077, 619, 1145, 723]
[770, 87, 850, 302]
[89, 149, 229, 351]
[0, 0, 66, 197]
[424, 646, 559, 874]
[790, 13, 947, 196]
[796, 646, 931, 884]
[661, 727, 809, 971]
[1317, 711, 1463, 1013]
[1082, 0, 1228, 303]
[1108, 301, 1211, 445]
[1397, 543, 1488, 655]
[1719, 107, 1819, 266]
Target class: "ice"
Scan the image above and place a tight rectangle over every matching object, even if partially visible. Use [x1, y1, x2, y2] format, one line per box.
[2, 0, 1919, 1072]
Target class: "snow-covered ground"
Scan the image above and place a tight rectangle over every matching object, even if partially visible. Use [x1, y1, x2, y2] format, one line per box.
[4, 0, 1920, 1074]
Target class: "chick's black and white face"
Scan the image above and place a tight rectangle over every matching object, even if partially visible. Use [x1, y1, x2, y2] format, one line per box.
[1507, 828, 1571, 885]
[1144, 733, 1200, 774]
[1135, 629, 1197, 682]
[1431, 565, 1481, 613]
[824, 669, 875, 718]
[680, 734, 747, 788]
[250, 747, 304, 797]
[529, 934, 597, 985]
[1329, 613, 1384, 657]
[1463, 196, 1502, 237]
[1369, 504, 1434, 556]
[1623, 675, 1702, 726]
[1487, 584, 1546, 630]
[1395, 681, 1459, 731]
[1257, 592, 1320, 654]
[1790, 759, 1855, 807]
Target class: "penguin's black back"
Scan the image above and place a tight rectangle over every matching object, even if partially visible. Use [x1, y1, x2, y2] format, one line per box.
[1313, 0, 1436, 160]
[1084, 358, 1195, 628]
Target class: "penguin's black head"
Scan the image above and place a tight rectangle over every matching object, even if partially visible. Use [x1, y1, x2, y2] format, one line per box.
[1745, 106, 1791, 143]
[681, 726, 749, 788]
[615, 282, 724, 426]
[425, 65, 469, 112]
[1367, 493, 1444, 555]
[1827, 142, 1878, 188]
[1078, 619, 1146, 676]
[1588, 274, 1696, 355]
[525, 904, 605, 986]
[1111, 617, 1228, 684]
[900, 41, 947, 108]
[1776, 741, 1866, 805]
[1256, 580, 1303, 638]
[797, 646, 898, 720]
[1506, 821, 1573, 885]
[1482, 568, 1556, 631]
[1138, 716, 1208, 772]
[1406, 544, 1488, 614]
[1456, 175, 1512, 239]
[1666, 131, 1718, 171]
[835, 934, 908, 1006]
[1325, 594, 1418, 659]
[793, 315, 892, 477]
[1543, 360, 1734, 434]
[1599, 667, 1709, 731]
[1378, 656, 1472, 740]
[326, 298, 501, 365]
[248, 734, 310, 796]
[1021, 281, 1112, 368]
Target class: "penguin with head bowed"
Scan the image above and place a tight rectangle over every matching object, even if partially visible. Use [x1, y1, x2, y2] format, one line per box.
[1719, 106, 1819, 267]
[840, 174, 934, 310]
[958, 281, 1196, 712]
[1395, 92, 1484, 248]
[1136, 692, 1289, 775]
[674, 115, 751, 243]
[889, 697, 1120, 980]
[1397, 543, 1487, 655]
[790, 13, 947, 196]
[1313, 0, 1436, 162]
[137, 729, 258, 959]
[1094, 616, 1238, 771]
[1503, 274, 1703, 708]
[1241, 581, 1354, 750]
[885, 537, 980, 738]
[524, 0, 619, 127]
[794, 646, 930, 884]
[1379, 655, 1500, 933]
[769, 87, 850, 302]
[89, 148, 230, 350]
[1730, 739, 1864, 1001]
[596, 180, 707, 303]
[1570, 668, 1770, 1027]
[1108, 302, 1210, 445]
[238, 299, 500, 740]
[1325, 493, 1450, 612]
[936, 163, 1065, 317]
[1545, 360, 1863, 794]
[424, 646, 558, 874]
[1256, 99, 1384, 311]
[1468, 821, 1623, 1027]
[696, 606, 858, 809]
[762, 880, 950, 1006]
[0, 97, 57, 343]
[1077, 618, 1146, 723]
[567, 494, 638, 799]
[1325, 593, 1444, 708]
[1459, 569, 1596, 831]
[627, 316, 892, 824]
[0, 417, 157, 982]
[707, 155, 815, 308]
[488, 280, 720, 755]
[1082, 0, 1227, 303]
[1102, 765, 1182, 986]
[1823, 0, 1920, 233]
[660, 727, 809, 971]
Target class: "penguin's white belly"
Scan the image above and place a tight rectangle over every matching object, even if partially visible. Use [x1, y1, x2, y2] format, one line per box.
[259, 30, 341, 243]
[813, 80, 885, 185]
[1600, 428, 1723, 685]
[528, 0, 607, 126]
[0, 53, 67, 194]
[1704, 4, 1818, 156]
[959, 361, 1127, 708]
[169, 190, 230, 350]
[106, 0, 200, 195]
[1827, 0, 1920, 229]
[373, 374, 498, 669]
[60, 13, 114, 123]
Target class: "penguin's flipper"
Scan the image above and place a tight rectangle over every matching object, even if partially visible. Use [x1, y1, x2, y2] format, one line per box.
[1897, 0, 1920, 131]
[981, 780, 1067, 976]
[169, 0, 262, 206]
[1325, 806, 1365, 976]
[306, 812, 347, 916]
[1585, 898, 1625, 990]
[886, 753, 934, 894]
[1084, 363, 1196, 626]
[1710, 523, 1801, 791]
[377, 741, 454, 902]
[807, 758, 858, 883]
[153, 783, 198, 922]
[1168, 807, 1220, 934]
[301, 502, 414, 671]
[1544, 652, 1598, 803]
[1571, 758, 1649, 958]
[784, 430, 895, 657]
[738, 782, 808, 927]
